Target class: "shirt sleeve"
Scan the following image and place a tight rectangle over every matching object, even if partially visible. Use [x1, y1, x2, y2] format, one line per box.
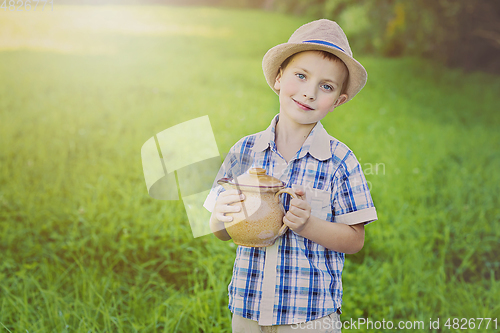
[203, 174, 225, 213]
[332, 151, 377, 225]
[203, 152, 232, 213]
[203, 140, 253, 212]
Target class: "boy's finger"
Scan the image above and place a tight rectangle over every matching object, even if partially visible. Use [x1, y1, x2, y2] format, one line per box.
[216, 212, 233, 223]
[294, 189, 306, 196]
[287, 208, 307, 222]
[290, 198, 308, 209]
[283, 215, 293, 227]
[220, 189, 241, 197]
[219, 193, 245, 205]
[292, 185, 306, 200]
[283, 214, 300, 227]
[294, 191, 306, 201]
[287, 205, 300, 217]
[220, 203, 242, 214]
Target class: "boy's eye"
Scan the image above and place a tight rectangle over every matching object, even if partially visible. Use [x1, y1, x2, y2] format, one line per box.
[321, 84, 333, 91]
[295, 73, 306, 80]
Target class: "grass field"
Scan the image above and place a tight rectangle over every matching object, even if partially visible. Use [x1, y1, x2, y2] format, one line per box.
[1, 5, 499, 332]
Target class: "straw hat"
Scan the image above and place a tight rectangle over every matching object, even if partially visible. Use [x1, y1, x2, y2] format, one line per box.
[262, 19, 367, 102]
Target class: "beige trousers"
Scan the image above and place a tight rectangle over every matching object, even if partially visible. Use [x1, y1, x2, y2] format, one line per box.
[232, 313, 341, 333]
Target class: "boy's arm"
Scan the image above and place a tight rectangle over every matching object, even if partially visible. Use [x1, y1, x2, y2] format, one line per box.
[294, 215, 365, 254]
[210, 212, 232, 241]
[283, 189, 365, 254]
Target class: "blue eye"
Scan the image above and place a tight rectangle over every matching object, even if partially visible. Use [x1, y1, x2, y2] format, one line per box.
[296, 73, 305, 80]
[322, 84, 333, 91]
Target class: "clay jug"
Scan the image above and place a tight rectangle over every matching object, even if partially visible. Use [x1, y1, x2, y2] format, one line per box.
[217, 167, 298, 247]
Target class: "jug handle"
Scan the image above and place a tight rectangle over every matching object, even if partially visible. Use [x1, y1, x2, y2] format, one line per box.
[274, 188, 299, 236]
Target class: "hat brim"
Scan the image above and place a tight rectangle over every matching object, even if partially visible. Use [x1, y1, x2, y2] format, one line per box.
[262, 42, 367, 102]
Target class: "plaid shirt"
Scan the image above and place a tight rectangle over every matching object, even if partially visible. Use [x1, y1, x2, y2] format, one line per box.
[204, 114, 377, 325]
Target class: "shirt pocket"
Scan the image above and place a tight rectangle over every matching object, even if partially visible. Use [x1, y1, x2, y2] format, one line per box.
[305, 187, 331, 220]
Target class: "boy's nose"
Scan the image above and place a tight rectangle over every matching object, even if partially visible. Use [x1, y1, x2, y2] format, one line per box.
[302, 85, 316, 100]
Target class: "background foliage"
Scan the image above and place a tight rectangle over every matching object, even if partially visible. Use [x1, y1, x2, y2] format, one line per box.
[1, 4, 499, 332]
[58, 0, 500, 74]
[265, 0, 500, 74]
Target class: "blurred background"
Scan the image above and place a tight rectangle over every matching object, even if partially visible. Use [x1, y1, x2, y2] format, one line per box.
[1, 0, 499, 332]
[57, 0, 500, 74]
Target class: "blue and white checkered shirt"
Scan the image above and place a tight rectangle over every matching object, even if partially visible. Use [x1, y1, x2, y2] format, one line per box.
[204, 114, 377, 325]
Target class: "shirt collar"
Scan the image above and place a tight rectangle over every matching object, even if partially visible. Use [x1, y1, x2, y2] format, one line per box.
[251, 114, 277, 153]
[251, 114, 332, 161]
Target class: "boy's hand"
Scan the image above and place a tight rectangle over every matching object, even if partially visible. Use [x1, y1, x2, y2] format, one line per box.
[214, 189, 246, 222]
[283, 188, 311, 234]
[210, 189, 245, 241]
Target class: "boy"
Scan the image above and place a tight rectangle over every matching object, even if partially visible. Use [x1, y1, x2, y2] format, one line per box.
[204, 19, 377, 332]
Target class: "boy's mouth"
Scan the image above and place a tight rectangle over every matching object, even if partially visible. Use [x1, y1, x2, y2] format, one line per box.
[293, 99, 314, 111]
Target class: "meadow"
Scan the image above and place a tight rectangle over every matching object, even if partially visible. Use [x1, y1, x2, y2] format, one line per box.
[0, 5, 499, 332]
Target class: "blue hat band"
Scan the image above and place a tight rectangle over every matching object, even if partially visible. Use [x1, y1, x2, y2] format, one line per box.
[303, 40, 345, 53]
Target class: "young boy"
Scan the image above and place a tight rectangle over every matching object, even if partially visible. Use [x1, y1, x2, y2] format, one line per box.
[204, 19, 377, 332]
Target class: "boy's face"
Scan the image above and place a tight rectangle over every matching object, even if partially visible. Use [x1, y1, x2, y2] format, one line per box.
[274, 51, 348, 127]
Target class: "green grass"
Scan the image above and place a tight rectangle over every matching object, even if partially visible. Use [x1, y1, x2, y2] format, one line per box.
[1, 5, 499, 332]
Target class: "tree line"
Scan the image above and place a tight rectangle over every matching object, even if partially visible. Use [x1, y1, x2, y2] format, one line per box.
[60, 0, 500, 74]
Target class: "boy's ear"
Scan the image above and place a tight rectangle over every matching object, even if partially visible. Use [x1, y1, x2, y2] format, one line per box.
[273, 68, 283, 91]
[331, 93, 349, 110]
